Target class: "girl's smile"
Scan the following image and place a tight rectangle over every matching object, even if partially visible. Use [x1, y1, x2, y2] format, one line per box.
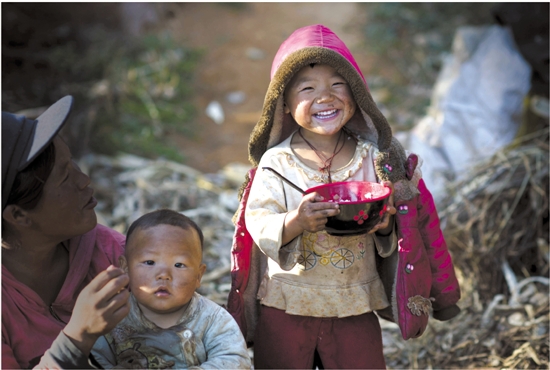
[313, 109, 339, 120]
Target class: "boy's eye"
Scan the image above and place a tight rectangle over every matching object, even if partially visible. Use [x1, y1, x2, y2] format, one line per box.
[144, 260, 155, 265]
[174, 263, 185, 268]
[300, 86, 313, 92]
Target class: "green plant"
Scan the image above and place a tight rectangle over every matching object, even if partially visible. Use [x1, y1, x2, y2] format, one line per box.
[92, 32, 201, 161]
[45, 28, 200, 161]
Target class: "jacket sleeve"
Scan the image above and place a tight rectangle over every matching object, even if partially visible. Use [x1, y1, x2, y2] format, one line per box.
[245, 158, 301, 270]
[35, 331, 98, 369]
[197, 307, 252, 369]
[373, 223, 398, 258]
[2, 339, 21, 369]
[417, 178, 461, 319]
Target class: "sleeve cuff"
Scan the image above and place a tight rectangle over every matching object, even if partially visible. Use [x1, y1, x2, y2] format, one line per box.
[372, 223, 397, 258]
[36, 331, 97, 369]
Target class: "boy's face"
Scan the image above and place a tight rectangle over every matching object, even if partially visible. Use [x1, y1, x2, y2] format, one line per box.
[120, 224, 206, 321]
[284, 64, 356, 136]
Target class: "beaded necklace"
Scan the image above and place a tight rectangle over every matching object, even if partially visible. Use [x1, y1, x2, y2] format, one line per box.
[298, 127, 347, 183]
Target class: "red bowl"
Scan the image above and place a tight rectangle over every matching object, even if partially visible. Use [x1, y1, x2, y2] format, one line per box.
[305, 181, 391, 236]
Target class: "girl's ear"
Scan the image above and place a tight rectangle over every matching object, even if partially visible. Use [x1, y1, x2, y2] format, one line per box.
[2, 205, 32, 228]
[283, 102, 290, 115]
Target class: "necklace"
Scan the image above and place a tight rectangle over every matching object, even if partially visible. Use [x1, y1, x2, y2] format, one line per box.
[298, 128, 346, 183]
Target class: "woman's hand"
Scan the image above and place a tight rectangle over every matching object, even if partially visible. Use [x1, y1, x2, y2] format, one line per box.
[369, 181, 396, 235]
[283, 192, 340, 244]
[63, 265, 130, 355]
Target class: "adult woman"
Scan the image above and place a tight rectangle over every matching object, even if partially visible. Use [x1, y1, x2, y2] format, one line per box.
[2, 96, 130, 369]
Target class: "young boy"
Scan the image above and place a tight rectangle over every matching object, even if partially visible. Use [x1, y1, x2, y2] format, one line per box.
[91, 209, 251, 369]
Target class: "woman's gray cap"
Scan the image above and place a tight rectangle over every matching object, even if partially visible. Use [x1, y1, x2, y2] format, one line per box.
[2, 95, 73, 211]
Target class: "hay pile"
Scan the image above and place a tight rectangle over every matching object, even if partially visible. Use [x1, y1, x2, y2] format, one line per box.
[382, 129, 549, 369]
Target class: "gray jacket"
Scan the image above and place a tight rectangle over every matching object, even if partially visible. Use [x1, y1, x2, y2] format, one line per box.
[91, 293, 251, 369]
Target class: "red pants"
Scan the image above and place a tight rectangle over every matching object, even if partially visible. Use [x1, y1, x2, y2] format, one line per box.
[253, 305, 386, 369]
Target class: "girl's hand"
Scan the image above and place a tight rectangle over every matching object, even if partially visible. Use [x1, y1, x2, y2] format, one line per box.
[296, 192, 340, 232]
[283, 192, 340, 244]
[369, 181, 396, 235]
[63, 265, 130, 355]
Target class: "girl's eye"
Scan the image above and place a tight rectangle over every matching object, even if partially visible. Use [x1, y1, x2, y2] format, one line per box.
[144, 260, 155, 265]
[175, 263, 185, 268]
[300, 86, 313, 92]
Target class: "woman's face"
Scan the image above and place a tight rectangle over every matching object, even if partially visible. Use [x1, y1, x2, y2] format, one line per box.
[25, 136, 98, 242]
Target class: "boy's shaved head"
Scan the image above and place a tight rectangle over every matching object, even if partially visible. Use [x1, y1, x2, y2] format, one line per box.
[125, 209, 204, 255]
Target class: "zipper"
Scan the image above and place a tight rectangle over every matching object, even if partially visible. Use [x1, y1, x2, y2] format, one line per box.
[49, 305, 67, 324]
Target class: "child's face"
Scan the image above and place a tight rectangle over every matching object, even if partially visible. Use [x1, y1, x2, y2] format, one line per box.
[284, 64, 356, 136]
[120, 224, 206, 319]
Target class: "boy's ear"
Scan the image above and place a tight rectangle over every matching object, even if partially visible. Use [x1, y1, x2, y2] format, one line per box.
[196, 263, 207, 288]
[119, 255, 128, 272]
[2, 205, 32, 229]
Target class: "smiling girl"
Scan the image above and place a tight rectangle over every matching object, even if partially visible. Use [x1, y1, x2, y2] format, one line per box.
[228, 24, 461, 369]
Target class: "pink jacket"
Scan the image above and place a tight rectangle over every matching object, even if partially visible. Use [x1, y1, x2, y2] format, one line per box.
[2, 224, 125, 369]
[376, 177, 461, 340]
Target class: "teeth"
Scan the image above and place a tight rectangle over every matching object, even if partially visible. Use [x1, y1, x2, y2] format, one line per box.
[316, 109, 337, 116]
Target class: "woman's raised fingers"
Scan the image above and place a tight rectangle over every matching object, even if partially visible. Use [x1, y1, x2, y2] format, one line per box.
[85, 265, 126, 293]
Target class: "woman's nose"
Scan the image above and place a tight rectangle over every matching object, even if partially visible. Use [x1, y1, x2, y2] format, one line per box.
[78, 172, 92, 190]
[73, 162, 92, 190]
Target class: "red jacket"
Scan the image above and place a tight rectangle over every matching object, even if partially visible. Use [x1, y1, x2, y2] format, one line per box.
[376, 177, 461, 339]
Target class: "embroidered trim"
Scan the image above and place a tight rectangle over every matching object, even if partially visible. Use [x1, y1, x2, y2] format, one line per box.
[407, 295, 432, 316]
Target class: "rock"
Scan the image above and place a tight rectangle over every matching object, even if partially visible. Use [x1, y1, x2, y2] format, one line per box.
[205, 101, 224, 124]
[221, 162, 251, 187]
[226, 91, 246, 105]
[507, 312, 526, 326]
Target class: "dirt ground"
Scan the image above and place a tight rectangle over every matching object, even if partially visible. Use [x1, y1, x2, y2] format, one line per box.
[161, 3, 373, 173]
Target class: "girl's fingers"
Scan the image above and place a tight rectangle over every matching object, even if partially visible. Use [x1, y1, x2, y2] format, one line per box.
[303, 192, 319, 202]
[310, 202, 339, 211]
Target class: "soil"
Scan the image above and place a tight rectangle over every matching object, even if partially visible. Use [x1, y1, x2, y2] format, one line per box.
[161, 3, 373, 173]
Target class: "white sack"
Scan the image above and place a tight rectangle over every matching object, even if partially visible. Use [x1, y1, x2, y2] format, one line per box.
[400, 25, 532, 203]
